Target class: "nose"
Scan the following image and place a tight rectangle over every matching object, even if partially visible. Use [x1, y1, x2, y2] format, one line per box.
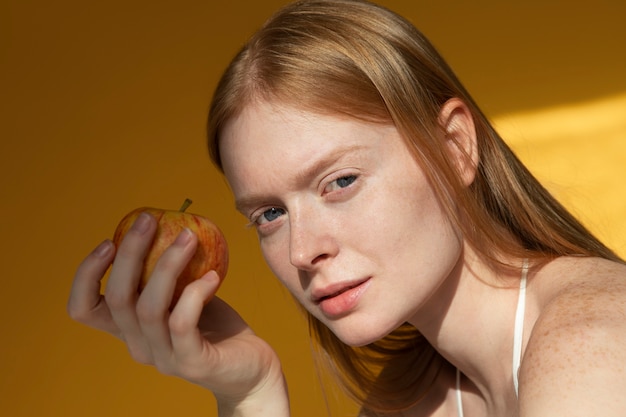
[288, 204, 338, 271]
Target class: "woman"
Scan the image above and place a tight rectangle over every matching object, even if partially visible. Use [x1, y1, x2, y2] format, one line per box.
[68, 0, 626, 415]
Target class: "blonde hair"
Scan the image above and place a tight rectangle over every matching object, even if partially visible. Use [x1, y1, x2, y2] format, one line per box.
[207, 0, 622, 412]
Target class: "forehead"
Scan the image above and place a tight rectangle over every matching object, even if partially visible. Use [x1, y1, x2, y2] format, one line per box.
[218, 100, 400, 199]
[220, 101, 390, 167]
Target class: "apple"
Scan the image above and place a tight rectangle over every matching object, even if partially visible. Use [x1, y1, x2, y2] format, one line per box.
[112, 198, 228, 307]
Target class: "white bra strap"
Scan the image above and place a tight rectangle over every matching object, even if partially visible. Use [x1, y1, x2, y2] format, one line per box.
[512, 259, 529, 397]
[456, 368, 464, 417]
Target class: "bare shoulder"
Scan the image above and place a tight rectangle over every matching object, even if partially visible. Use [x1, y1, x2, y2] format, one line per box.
[520, 256, 626, 416]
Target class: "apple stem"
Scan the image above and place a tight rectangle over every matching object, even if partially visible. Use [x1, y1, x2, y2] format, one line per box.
[179, 198, 193, 213]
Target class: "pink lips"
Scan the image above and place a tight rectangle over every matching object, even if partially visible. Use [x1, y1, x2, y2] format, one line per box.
[313, 278, 371, 317]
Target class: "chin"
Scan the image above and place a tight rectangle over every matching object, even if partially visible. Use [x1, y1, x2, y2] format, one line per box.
[336, 331, 392, 348]
[327, 318, 402, 347]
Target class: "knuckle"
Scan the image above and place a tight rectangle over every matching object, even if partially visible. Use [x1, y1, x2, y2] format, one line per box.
[73, 259, 92, 279]
[182, 281, 203, 298]
[105, 288, 133, 310]
[128, 348, 153, 366]
[168, 313, 191, 336]
[136, 299, 164, 323]
[178, 364, 205, 384]
[154, 361, 176, 376]
[66, 303, 89, 324]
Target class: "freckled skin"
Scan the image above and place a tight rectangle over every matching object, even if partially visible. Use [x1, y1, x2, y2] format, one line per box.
[217, 100, 626, 416]
[113, 207, 229, 306]
[220, 101, 464, 347]
[519, 257, 626, 416]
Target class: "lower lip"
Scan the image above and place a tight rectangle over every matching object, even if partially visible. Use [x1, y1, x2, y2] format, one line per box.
[318, 279, 371, 318]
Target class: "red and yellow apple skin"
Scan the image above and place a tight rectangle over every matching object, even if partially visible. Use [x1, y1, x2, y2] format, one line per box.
[112, 200, 229, 307]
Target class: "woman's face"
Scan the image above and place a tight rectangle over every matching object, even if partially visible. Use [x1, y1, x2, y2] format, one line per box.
[219, 100, 463, 346]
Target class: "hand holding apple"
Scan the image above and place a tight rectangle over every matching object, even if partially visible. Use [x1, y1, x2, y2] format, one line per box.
[112, 199, 229, 306]
[69, 199, 289, 405]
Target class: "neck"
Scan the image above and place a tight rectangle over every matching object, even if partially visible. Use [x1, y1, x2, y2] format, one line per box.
[408, 246, 526, 410]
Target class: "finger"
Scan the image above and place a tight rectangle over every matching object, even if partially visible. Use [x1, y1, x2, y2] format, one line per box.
[168, 271, 222, 356]
[137, 228, 198, 364]
[68, 239, 119, 334]
[105, 212, 157, 362]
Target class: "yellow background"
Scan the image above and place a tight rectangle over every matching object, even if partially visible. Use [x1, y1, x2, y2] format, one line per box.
[1, 1, 625, 416]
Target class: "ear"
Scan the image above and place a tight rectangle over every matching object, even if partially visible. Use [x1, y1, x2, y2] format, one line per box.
[438, 98, 479, 187]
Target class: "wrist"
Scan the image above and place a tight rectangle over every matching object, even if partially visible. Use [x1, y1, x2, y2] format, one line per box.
[216, 366, 290, 417]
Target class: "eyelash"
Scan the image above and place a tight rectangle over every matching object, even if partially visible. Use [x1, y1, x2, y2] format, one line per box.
[250, 207, 286, 227]
[323, 174, 357, 194]
[249, 173, 359, 228]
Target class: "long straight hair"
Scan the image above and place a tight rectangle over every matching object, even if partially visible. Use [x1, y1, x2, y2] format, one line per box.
[206, 0, 622, 412]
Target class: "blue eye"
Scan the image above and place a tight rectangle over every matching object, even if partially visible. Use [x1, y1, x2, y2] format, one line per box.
[255, 207, 285, 225]
[336, 175, 356, 188]
[325, 174, 357, 193]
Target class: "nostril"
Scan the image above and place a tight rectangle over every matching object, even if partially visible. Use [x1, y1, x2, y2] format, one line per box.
[289, 249, 329, 270]
[311, 253, 329, 264]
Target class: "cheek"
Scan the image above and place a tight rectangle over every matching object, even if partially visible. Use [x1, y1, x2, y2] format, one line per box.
[259, 235, 302, 294]
[363, 170, 459, 260]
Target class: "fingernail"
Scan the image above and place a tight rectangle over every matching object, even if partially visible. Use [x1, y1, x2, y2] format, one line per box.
[94, 240, 113, 257]
[174, 228, 193, 247]
[132, 212, 152, 233]
[203, 270, 219, 283]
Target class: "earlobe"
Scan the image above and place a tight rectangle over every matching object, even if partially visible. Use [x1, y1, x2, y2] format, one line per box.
[438, 98, 479, 187]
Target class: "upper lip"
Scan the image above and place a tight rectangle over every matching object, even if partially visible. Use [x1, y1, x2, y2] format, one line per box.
[311, 277, 371, 303]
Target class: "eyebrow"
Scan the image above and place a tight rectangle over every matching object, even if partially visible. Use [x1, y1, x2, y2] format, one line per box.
[234, 143, 366, 215]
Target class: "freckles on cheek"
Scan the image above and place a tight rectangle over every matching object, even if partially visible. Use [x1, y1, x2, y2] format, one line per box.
[260, 239, 313, 311]
[260, 239, 295, 288]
